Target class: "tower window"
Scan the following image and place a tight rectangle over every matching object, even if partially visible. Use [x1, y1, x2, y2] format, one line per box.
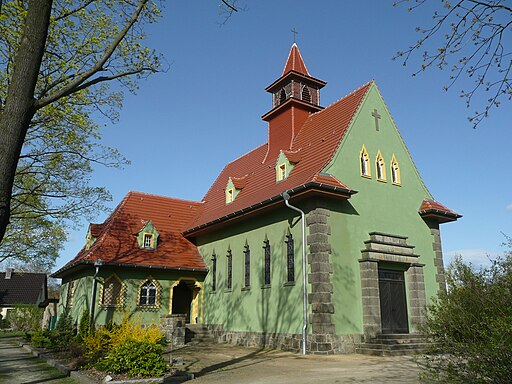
[279, 88, 287, 104]
[376, 151, 386, 182]
[360, 145, 371, 178]
[301, 85, 311, 103]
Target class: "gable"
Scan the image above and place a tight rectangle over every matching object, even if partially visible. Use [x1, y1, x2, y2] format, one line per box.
[323, 82, 434, 231]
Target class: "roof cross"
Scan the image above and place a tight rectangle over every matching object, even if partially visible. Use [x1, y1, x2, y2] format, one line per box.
[372, 109, 381, 131]
[291, 28, 298, 43]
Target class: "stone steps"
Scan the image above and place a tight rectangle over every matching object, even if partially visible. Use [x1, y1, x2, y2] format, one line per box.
[356, 334, 430, 356]
[185, 324, 215, 344]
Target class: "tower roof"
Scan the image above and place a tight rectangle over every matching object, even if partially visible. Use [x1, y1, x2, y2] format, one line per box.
[282, 43, 310, 76]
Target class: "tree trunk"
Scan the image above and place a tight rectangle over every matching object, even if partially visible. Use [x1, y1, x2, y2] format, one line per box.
[0, 0, 53, 243]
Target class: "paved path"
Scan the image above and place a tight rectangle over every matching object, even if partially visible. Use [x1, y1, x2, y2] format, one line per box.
[166, 342, 422, 384]
[0, 335, 76, 384]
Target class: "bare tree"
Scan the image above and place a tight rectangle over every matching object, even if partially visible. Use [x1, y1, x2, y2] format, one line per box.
[394, 0, 512, 127]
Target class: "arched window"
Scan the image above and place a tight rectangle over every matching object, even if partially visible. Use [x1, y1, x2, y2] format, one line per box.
[139, 279, 158, 306]
[102, 274, 124, 307]
[301, 85, 311, 103]
[279, 88, 287, 104]
[360, 145, 371, 178]
[376, 151, 386, 181]
[244, 243, 250, 288]
[263, 238, 271, 286]
[285, 233, 295, 283]
[391, 154, 401, 185]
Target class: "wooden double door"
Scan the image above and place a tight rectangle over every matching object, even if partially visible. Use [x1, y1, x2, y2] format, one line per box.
[378, 269, 409, 334]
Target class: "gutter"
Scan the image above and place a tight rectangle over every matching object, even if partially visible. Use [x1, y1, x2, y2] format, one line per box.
[184, 181, 357, 236]
[282, 191, 308, 355]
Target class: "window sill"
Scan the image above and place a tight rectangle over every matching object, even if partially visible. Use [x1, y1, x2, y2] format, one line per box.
[283, 281, 295, 287]
[224, 288, 233, 293]
[261, 284, 271, 290]
[241, 286, 251, 291]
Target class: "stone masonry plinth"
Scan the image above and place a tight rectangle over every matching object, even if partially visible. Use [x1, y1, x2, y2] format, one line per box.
[160, 314, 186, 347]
[306, 207, 337, 354]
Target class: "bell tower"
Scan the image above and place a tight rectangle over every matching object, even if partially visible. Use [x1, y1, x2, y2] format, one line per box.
[262, 43, 326, 161]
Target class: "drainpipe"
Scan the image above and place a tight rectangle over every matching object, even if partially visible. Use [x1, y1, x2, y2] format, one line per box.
[89, 259, 103, 330]
[282, 191, 307, 355]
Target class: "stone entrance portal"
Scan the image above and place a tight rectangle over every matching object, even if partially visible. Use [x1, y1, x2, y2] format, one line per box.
[172, 281, 192, 323]
[378, 269, 409, 334]
[359, 232, 426, 339]
[170, 279, 203, 324]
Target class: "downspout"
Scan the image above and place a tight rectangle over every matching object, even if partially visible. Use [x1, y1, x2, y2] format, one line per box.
[282, 191, 308, 355]
[89, 259, 103, 330]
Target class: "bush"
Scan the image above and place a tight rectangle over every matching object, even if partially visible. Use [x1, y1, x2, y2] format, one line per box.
[48, 309, 75, 351]
[96, 339, 168, 377]
[31, 330, 52, 348]
[7, 304, 43, 331]
[420, 252, 512, 384]
[82, 315, 168, 376]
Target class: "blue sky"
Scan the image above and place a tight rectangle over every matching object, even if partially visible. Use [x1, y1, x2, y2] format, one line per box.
[56, 1, 511, 271]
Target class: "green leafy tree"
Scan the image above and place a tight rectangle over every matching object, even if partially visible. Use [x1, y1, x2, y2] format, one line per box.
[0, 0, 162, 263]
[394, 0, 512, 127]
[419, 245, 512, 383]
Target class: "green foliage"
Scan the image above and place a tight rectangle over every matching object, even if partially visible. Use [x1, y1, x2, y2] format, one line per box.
[77, 309, 90, 339]
[96, 339, 167, 377]
[7, 304, 43, 331]
[420, 251, 512, 384]
[49, 309, 76, 351]
[0, 0, 162, 265]
[31, 330, 52, 348]
[83, 315, 168, 376]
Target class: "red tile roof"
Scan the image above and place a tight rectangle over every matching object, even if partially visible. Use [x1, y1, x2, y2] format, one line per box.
[282, 43, 310, 76]
[54, 192, 206, 277]
[419, 199, 462, 222]
[186, 82, 372, 232]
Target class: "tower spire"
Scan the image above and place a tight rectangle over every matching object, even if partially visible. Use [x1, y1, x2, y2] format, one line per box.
[261, 44, 327, 162]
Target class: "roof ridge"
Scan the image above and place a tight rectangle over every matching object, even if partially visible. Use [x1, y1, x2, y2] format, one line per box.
[127, 190, 201, 205]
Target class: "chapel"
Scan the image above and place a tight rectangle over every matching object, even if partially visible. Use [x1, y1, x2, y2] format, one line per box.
[53, 43, 460, 354]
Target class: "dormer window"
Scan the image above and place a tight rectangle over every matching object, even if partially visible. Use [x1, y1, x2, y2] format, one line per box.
[226, 188, 234, 204]
[137, 220, 159, 250]
[143, 233, 153, 248]
[278, 164, 286, 181]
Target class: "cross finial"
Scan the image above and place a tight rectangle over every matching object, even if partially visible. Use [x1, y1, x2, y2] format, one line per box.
[291, 28, 298, 44]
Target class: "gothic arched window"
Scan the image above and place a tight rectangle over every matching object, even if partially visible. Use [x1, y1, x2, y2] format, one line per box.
[360, 145, 371, 178]
[279, 88, 287, 104]
[301, 85, 311, 103]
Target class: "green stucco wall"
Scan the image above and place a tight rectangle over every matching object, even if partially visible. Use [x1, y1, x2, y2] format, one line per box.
[196, 208, 307, 335]
[59, 267, 205, 327]
[322, 83, 439, 334]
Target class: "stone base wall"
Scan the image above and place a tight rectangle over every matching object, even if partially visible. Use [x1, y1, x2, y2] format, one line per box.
[160, 314, 186, 347]
[204, 324, 360, 354]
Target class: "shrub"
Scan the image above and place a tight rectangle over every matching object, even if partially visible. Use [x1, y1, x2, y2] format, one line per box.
[96, 339, 168, 377]
[48, 309, 75, 351]
[420, 252, 512, 384]
[31, 330, 52, 348]
[77, 309, 90, 340]
[83, 314, 168, 375]
[7, 304, 43, 331]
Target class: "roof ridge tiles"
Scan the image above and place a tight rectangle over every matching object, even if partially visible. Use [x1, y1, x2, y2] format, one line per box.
[127, 190, 201, 205]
